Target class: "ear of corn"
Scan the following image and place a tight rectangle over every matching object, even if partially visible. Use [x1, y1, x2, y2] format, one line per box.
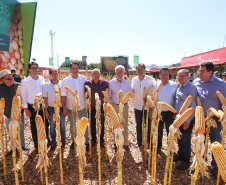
[218, 110, 224, 118]
[55, 85, 59, 93]
[195, 106, 205, 134]
[119, 90, 123, 103]
[65, 86, 77, 97]
[35, 93, 42, 98]
[16, 86, 21, 97]
[155, 82, 162, 93]
[11, 96, 21, 121]
[105, 88, 108, 93]
[106, 103, 120, 128]
[121, 92, 131, 104]
[85, 85, 90, 90]
[143, 87, 147, 98]
[77, 117, 88, 138]
[216, 91, 226, 105]
[179, 95, 192, 114]
[0, 98, 5, 110]
[35, 115, 46, 140]
[208, 108, 221, 118]
[149, 85, 154, 96]
[173, 108, 194, 128]
[161, 102, 176, 113]
[196, 96, 202, 107]
[211, 142, 226, 182]
[95, 93, 100, 101]
[53, 100, 58, 108]
[147, 95, 155, 108]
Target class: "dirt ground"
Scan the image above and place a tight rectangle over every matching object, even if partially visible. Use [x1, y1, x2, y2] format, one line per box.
[0, 100, 223, 185]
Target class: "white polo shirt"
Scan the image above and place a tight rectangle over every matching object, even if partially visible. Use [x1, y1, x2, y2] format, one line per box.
[21, 75, 45, 108]
[131, 75, 156, 110]
[42, 80, 61, 107]
[154, 80, 178, 112]
[61, 74, 86, 110]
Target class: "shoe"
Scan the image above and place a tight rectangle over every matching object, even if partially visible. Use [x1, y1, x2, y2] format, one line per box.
[48, 141, 52, 146]
[22, 146, 30, 151]
[211, 168, 218, 179]
[173, 154, 182, 162]
[6, 150, 13, 156]
[124, 145, 129, 151]
[135, 143, 141, 148]
[176, 162, 190, 170]
[70, 142, 75, 149]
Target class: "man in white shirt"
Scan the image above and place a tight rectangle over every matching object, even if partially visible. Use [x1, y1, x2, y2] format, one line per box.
[43, 69, 66, 148]
[61, 62, 89, 149]
[108, 65, 132, 150]
[131, 63, 155, 148]
[21, 61, 49, 153]
[154, 68, 177, 152]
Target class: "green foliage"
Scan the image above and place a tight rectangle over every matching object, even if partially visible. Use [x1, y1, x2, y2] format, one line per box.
[59, 60, 101, 71]
[172, 62, 181, 67]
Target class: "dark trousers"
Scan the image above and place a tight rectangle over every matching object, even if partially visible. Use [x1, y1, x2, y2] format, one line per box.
[208, 116, 222, 169]
[178, 118, 195, 164]
[28, 104, 49, 148]
[90, 106, 105, 142]
[158, 111, 174, 150]
[134, 108, 151, 145]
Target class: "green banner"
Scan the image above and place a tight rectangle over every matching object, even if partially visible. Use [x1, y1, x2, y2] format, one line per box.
[21, 2, 37, 76]
[134, 55, 139, 64]
[0, 33, 10, 51]
[0, 0, 17, 34]
[49, 58, 53, 66]
[65, 57, 70, 66]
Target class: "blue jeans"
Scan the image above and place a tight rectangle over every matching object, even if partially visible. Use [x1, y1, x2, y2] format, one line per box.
[178, 118, 195, 164]
[67, 109, 89, 144]
[47, 107, 66, 144]
[208, 116, 222, 169]
[6, 114, 25, 147]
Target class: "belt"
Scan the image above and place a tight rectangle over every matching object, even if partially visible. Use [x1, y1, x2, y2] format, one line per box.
[115, 103, 127, 105]
[28, 103, 33, 106]
[48, 106, 54, 108]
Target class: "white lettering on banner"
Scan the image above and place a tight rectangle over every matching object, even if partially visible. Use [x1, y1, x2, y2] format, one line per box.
[197, 56, 220, 63]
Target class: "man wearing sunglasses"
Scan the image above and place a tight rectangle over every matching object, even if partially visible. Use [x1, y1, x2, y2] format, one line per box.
[0, 69, 29, 151]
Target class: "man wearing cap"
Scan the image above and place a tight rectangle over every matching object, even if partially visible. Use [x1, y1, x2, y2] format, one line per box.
[43, 68, 66, 149]
[11, 69, 22, 83]
[21, 61, 49, 153]
[223, 72, 226, 82]
[0, 69, 29, 151]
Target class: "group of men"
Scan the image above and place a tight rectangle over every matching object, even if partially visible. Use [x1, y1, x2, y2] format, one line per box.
[0, 60, 225, 179]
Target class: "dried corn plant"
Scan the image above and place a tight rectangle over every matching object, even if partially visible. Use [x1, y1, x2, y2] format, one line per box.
[0, 98, 7, 182]
[75, 117, 88, 185]
[85, 85, 92, 157]
[191, 106, 208, 185]
[35, 115, 50, 185]
[107, 103, 124, 185]
[102, 89, 108, 159]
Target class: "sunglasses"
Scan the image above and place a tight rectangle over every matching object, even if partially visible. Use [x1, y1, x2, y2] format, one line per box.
[4, 77, 14, 80]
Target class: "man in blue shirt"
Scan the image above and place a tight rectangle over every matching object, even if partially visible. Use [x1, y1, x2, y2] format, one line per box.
[174, 69, 197, 170]
[193, 61, 226, 178]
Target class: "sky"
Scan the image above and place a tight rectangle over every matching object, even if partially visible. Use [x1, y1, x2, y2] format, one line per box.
[19, 0, 226, 68]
